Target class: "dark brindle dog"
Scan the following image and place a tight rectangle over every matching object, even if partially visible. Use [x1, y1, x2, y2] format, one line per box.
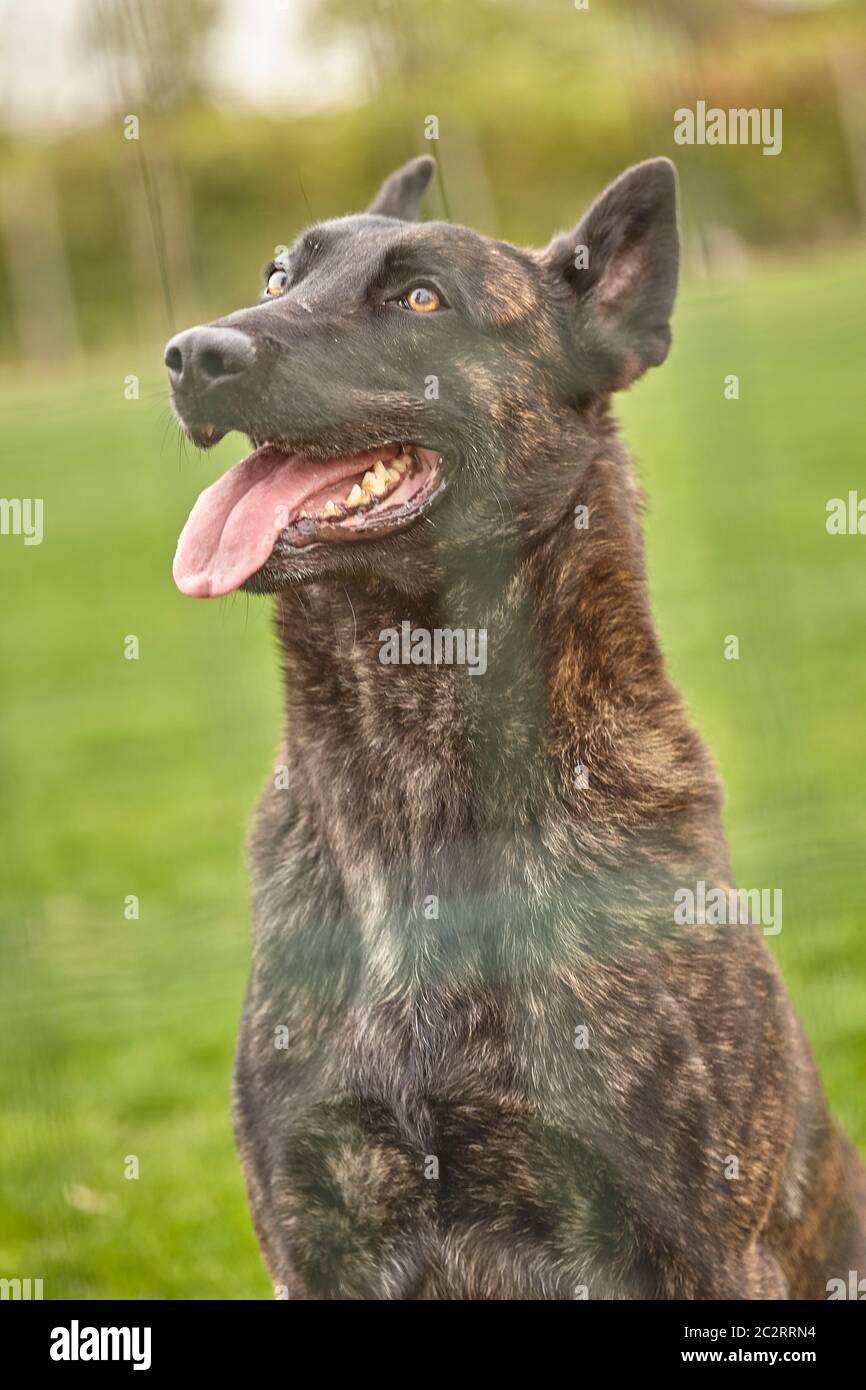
[165, 157, 866, 1299]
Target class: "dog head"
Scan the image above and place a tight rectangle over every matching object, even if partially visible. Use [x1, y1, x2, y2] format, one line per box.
[166, 156, 679, 598]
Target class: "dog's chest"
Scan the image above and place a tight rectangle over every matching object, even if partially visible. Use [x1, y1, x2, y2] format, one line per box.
[237, 970, 664, 1298]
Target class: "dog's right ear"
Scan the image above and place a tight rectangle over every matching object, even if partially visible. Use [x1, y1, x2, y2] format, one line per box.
[544, 159, 680, 390]
[367, 155, 436, 221]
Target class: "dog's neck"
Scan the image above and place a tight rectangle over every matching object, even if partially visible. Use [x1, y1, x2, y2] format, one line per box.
[262, 444, 728, 982]
[274, 445, 720, 845]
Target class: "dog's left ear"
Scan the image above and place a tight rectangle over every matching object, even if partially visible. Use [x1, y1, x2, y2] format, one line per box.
[368, 155, 436, 220]
[544, 158, 679, 389]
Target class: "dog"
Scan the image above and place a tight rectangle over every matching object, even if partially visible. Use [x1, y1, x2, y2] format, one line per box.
[165, 156, 866, 1299]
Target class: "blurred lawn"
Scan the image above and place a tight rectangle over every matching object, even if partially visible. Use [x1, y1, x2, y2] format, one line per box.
[1, 248, 865, 1298]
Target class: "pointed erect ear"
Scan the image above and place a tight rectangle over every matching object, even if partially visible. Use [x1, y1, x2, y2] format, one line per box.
[367, 155, 436, 221]
[544, 159, 680, 389]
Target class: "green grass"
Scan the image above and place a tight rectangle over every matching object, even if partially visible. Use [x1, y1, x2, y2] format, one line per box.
[1, 249, 865, 1298]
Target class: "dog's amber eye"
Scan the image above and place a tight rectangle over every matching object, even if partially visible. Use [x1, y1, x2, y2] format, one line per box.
[266, 269, 289, 297]
[402, 286, 441, 313]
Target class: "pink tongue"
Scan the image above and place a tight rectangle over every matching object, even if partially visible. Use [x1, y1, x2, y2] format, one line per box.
[173, 446, 379, 598]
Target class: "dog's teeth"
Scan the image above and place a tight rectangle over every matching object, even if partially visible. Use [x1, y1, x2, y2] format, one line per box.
[320, 499, 339, 518]
[373, 460, 391, 484]
[386, 467, 401, 483]
[298, 510, 310, 519]
[393, 453, 411, 474]
[345, 484, 365, 508]
[363, 469, 388, 497]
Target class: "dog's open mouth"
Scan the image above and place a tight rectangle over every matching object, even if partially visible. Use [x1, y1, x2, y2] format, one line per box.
[173, 443, 443, 598]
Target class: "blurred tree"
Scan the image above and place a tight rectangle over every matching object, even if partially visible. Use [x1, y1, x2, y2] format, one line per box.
[78, 0, 225, 340]
[81, 0, 223, 113]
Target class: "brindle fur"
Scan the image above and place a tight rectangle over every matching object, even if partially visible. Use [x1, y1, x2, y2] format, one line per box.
[169, 157, 866, 1299]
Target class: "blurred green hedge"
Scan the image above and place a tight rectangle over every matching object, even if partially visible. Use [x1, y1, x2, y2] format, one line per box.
[0, 0, 864, 360]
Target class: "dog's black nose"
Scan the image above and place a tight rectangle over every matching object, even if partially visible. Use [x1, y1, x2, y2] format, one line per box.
[164, 326, 255, 392]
